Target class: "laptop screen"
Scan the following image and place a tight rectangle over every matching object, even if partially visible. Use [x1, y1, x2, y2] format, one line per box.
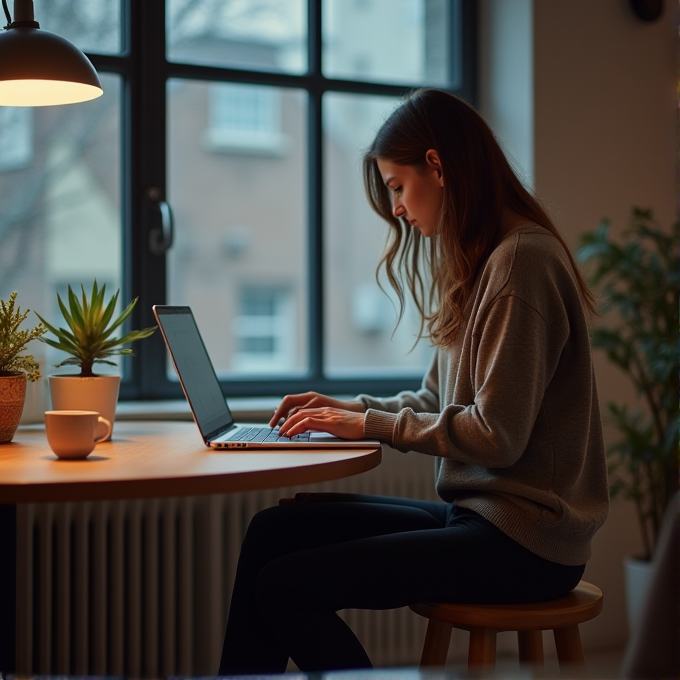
[154, 306, 234, 441]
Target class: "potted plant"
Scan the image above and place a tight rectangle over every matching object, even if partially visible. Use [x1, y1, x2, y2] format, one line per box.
[0, 292, 47, 443]
[577, 207, 679, 626]
[37, 281, 156, 440]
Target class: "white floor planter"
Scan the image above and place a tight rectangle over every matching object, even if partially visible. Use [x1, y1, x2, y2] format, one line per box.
[48, 375, 121, 441]
[624, 554, 654, 635]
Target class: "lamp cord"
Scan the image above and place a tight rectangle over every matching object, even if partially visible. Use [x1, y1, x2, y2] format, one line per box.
[2, 0, 11, 29]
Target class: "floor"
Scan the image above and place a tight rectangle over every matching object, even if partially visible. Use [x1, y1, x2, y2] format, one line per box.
[481, 645, 627, 679]
[314, 648, 629, 680]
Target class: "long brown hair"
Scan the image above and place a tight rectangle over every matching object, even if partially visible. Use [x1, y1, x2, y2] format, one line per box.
[363, 88, 595, 347]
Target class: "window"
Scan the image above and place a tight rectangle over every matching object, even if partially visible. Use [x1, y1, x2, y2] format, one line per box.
[0, 71, 122, 382]
[0, 0, 475, 400]
[0, 109, 33, 171]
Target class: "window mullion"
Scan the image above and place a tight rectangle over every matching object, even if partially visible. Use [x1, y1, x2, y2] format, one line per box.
[133, 0, 173, 398]
[307, 91, 324, 383]
[307, 0, 324, 382]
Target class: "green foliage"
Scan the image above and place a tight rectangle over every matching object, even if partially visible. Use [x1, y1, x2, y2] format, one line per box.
[37, 281, 157, 378]
[577, 207, 679, 559]
[0, 292, 47, 382]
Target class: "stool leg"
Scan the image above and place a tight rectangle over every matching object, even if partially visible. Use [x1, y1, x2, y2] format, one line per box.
[419, 619, 453, 668]
[518, 630, 544, 668]
[553, 625, 585, 668]
[468, 627, 497, 670]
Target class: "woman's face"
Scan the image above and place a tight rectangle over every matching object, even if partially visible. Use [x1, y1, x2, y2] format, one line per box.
[377, 151, 444, 238]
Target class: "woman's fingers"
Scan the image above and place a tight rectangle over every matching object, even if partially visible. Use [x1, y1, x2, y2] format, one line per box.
[275, 407, 314, 434]
[269, 392, 363, 427]
[270, 393, 366, 427]
[277, 407, 365, 441]
[269, 392, 319, 427]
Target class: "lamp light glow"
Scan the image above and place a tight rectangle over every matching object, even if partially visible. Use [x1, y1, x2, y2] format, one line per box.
[0, 0, 103, 107]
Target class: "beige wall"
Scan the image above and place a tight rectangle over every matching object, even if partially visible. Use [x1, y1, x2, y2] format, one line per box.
[480, 0, 677, 652]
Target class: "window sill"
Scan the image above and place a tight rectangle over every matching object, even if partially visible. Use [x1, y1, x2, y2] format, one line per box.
[116, 397, 280, 424]
[116, 394, 360, 424]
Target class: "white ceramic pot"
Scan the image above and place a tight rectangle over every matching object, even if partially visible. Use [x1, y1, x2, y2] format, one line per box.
[624, 554, 654, 635]
[0, 372, 27, 443]
[48, 375, 121, 441]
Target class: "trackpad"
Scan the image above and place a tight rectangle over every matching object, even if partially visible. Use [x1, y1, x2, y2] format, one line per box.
[309, 432, 343, 442]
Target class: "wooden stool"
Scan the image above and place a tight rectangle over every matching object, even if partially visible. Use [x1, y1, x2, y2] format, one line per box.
[410, 580, 603, 672]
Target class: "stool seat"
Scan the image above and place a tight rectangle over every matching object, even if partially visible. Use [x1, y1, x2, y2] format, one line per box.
[410, 580, 603, 672]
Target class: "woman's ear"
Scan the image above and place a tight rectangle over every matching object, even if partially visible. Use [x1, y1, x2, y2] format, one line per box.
[425, 149, 444, 186]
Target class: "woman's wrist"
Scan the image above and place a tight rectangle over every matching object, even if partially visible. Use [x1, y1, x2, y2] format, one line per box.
[351, 397, 368, 413]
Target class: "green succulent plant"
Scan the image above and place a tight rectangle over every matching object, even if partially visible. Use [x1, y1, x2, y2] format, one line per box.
[37, 281, 156, 378]
[0, 291, 47, 382]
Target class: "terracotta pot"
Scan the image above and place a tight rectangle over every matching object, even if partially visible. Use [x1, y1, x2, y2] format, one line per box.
[0, 372, 27, 443]
[48, 375, 121, 441]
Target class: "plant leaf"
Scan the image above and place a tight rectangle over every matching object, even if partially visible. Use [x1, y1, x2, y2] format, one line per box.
[40, 281, 157, 374]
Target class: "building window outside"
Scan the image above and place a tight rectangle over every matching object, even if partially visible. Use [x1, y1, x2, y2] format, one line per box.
[204, 83, 289, 156]
[231, 287, 295, 373]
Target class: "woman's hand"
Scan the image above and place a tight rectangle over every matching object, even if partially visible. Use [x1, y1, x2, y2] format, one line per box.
[270, 392, 366, 440]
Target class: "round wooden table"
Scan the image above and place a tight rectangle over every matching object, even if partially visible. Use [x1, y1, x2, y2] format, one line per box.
[0, 420, 382, 503]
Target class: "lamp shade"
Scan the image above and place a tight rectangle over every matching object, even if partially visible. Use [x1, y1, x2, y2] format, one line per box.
[0, 26, 103, 106]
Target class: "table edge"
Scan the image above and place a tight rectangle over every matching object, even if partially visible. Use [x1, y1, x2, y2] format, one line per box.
[0, 447, 382, 503]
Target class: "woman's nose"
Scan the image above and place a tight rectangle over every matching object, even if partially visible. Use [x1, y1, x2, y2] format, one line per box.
[392, 201, 405, 218]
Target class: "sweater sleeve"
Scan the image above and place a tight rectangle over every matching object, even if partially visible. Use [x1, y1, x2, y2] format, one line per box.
[356, 350, 440, 442]
[366, 292, 568, 463]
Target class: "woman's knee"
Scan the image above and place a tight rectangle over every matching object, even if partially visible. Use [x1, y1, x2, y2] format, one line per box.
[241, 503, 325, 568]
[246, 504, 283, 534]
[254, 557, 307, 616]
[238, 505, 295, 567]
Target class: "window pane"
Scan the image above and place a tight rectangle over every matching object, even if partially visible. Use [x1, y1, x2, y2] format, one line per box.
[167, 80, 308, 377]
[323, 0, 455, 87]
[323, 92, 434, 377]
[167, 0, 307, 74]
[0, 74, 123, 377]
[35, 0, 122, 55]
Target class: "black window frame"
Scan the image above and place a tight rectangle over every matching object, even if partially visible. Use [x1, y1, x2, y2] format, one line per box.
[89, 0, 477, 401]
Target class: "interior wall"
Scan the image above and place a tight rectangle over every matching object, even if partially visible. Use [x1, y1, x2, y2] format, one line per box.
[478, 0, 534, 188]
[478, 0, 677, 652]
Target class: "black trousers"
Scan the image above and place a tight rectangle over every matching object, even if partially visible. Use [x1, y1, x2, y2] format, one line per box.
[218, 493, 584, 674]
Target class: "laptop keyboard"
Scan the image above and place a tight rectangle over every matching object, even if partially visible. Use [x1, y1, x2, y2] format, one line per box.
[223, 426, 311, 443]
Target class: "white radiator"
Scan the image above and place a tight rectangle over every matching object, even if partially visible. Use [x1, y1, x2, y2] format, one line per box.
[16, 447, 474, 676]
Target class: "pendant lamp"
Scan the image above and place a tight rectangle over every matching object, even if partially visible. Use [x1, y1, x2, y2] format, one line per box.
[0, 0, 103, 106]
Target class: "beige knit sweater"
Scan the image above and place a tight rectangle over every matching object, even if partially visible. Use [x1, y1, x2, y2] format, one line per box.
[359, 226, 609, 566]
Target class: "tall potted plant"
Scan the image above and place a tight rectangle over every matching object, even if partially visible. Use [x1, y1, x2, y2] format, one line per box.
[37, 281, 156, 440]
[0, 292, 47, 443]
[577, 207, 679, 624]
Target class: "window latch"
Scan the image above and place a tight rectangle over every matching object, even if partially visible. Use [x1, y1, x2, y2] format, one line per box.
[146, 186, 174, 256]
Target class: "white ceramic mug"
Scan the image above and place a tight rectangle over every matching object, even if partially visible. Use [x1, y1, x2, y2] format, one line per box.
[45, 410, 112, 459]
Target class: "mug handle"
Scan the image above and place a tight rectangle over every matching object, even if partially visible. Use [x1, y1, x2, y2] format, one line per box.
[94, 416, 112, 443]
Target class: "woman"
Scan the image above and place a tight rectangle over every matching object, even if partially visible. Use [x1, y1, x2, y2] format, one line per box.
[218, 89, 609, 674]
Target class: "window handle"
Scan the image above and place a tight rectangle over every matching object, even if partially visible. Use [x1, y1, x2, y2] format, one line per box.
[147, 187, 174, 256]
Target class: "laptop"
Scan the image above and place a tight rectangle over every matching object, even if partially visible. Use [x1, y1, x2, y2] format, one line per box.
[153, 305, 381, 450]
